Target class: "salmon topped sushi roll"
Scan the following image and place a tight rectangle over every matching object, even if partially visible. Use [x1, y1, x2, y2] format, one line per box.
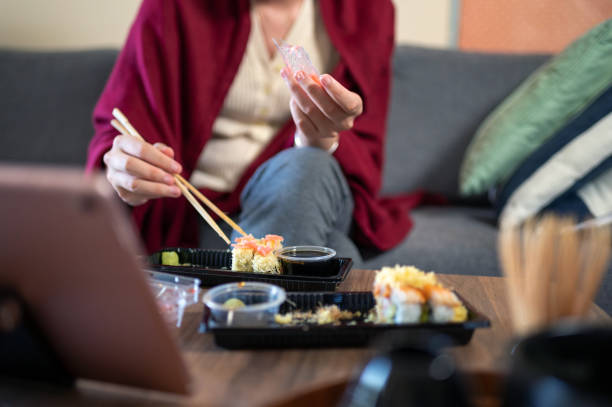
[231, 235, 257, 272]
[424, 285, 468, 323]
[252, 244, 281, 274]
[231, 234, 284, 274]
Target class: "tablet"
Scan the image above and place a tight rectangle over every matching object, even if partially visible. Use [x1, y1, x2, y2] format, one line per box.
[0, 165, 190, 394]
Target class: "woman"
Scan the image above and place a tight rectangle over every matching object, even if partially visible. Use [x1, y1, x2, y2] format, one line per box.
[87, 0, 418, 262]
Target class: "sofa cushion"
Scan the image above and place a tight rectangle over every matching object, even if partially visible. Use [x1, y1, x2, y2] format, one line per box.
[496, 85, 612, 226]
[459, 18, 612, 197]
[382, 46, 550, 200]
[0, 49, 117, 166]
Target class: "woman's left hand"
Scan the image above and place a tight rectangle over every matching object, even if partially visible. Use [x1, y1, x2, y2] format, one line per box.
[282, 68, 363, 152]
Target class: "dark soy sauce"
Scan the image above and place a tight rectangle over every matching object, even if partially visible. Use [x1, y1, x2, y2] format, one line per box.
[279, 250, 337, 277]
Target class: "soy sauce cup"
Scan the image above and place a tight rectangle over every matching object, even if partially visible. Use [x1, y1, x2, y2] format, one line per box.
[275, 246, 337, 277]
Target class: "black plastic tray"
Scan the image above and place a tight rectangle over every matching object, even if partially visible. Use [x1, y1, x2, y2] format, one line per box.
[201, 291, 490, 349]
[147, 248, 353, 291]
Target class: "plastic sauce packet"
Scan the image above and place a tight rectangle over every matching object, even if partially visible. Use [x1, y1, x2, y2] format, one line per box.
[145, 270, 200, 327]
[274, 38, 321, 85]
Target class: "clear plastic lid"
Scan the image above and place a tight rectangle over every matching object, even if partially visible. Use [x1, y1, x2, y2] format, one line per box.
[145, 270, 200, 327]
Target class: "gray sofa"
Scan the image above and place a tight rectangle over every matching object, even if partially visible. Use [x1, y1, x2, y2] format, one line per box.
[1, 46, 610, 313]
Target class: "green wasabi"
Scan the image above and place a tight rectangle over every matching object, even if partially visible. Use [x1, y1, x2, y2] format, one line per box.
[223, 298, 246, 310]
[161, 251, 180, 266]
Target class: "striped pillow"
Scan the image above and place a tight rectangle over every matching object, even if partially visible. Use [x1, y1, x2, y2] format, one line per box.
[497, 85, 612, 227]
[460, 18, 612, 197]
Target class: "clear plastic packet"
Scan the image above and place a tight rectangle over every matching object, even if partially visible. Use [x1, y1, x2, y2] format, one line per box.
[273, 38, 321, 85]
[145, 270, 200, 327]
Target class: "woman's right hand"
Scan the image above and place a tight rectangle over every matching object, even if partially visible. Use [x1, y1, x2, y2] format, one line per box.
[103, 135, 183, 206]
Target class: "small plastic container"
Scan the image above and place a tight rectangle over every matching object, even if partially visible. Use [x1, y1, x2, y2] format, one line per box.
[275, 246, 337, 277]
[203, 282, 286, 327]
[146, 270, 200, 327]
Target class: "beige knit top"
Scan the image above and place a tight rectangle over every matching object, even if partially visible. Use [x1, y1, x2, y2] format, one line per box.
[189, 0, 338, 192]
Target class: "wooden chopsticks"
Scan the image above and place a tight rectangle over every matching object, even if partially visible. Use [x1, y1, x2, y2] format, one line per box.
[498, 215, 612, 336]
[173, 173, 247, 237]
[110, 108, 247, 244]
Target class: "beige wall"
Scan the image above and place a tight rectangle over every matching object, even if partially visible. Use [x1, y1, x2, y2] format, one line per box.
[0, 0, 142, 50]
[393, 0, 453, 47]
[0, 0, 453, 50]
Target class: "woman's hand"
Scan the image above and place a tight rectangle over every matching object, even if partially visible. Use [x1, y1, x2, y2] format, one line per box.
[103, 135, 183, 206]
[282, 68, 363, 151]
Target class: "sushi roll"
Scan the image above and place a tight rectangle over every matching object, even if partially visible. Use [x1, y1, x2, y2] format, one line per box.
[373, 284, 424, 323]
[252, 245, 281, 274]
[372, 265, 468, 324]
[373, 285, 426, 323]
[373, 265, 430, 323]
[424, 285, 468, 323]
[391, 286, 426, 323]
[231, 234, 284, 274]
[251, 235, 283, 274]
[231, 235, 257, 272]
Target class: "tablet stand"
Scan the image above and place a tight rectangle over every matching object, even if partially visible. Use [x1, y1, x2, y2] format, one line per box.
[0, 288, 74, 385]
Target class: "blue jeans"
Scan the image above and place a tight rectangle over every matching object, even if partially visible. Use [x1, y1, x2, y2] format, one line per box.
[199, 147, 363, 265]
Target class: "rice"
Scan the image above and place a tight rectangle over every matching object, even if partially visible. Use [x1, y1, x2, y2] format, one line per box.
[252, 253, 281, 274]
[431, 306, 454, 323]
[395, 303, 423, 324]
[232, 247, 254, 272]
[425, 285, 467, 323]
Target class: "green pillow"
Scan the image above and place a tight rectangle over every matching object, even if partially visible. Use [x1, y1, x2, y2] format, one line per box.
[460, 18, 612, 196]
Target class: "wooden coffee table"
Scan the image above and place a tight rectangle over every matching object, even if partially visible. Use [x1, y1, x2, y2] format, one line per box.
[1, 270, 609, 406]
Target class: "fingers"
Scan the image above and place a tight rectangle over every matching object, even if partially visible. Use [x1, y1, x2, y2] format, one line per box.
[115, 187, 149, 206]
[293, 71, 348, 130]
[319, 74, 363, 117]
[108, 168, 181, 199]
[282, 67, 343, 151]
[104, 135, 183, 206]
[154, 142, 175, 159]
[289, 98, 319, 137]
[114, 135, 182, 174]
[288, 84, 337, 135]
[105, 149, 175, 186]
[282, 69, 344, 133]
[282, 68, 361, 133]
[290, 98, 339, 151]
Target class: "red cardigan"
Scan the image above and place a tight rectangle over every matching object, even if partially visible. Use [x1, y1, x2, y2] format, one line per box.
[87, 0, 427, 254]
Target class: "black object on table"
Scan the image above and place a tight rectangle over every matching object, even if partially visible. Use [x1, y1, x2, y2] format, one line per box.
[0, 288, 74, 385]
[504, 324, 612, 407]
[339, 334, 472, 407]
